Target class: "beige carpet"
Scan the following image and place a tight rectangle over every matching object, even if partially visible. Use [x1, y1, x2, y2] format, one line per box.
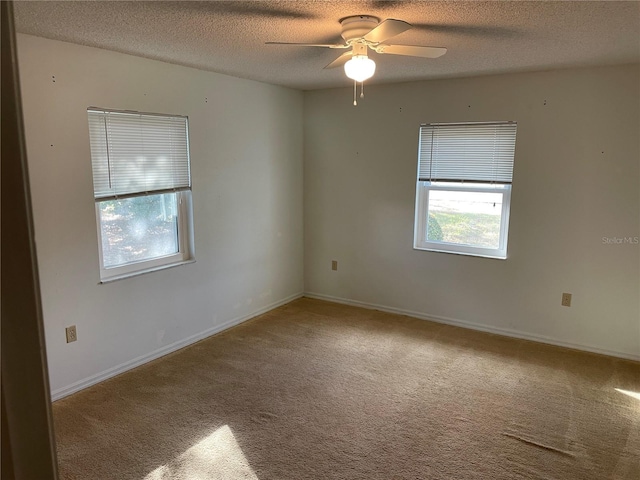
[53, 298, 640, 479]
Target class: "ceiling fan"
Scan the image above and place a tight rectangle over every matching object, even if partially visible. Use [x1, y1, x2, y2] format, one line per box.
[267, 15, 447, 104]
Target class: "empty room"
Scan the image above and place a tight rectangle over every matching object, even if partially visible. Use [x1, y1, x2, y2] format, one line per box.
[2, 1, 639, 479]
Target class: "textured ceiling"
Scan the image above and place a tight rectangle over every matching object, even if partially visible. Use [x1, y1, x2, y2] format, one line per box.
[14, 1, 640, 90]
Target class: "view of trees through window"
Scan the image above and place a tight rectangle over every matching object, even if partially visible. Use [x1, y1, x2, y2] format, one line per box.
[99, 192, 179, 268]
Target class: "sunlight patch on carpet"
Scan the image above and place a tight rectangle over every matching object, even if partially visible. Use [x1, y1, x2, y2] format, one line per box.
[144, 425, 258, 480]
[615, 388, 640, 401]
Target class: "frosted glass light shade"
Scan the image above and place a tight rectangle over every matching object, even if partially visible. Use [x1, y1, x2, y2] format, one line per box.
[344, 55, 376, 82]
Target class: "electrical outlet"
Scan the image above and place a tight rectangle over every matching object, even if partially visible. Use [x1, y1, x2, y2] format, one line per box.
[65, 325, 77, 343]
[331, 260, 338, 271]
[561, 293, 572, 307]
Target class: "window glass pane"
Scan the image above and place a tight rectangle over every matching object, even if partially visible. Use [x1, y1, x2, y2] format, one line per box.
[99, 193, 179, 268]
[427, 189, 503, 249]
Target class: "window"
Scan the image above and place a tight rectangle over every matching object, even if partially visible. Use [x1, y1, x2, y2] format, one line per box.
[414, 122, 517, 259]
[88, 108, 194, 282]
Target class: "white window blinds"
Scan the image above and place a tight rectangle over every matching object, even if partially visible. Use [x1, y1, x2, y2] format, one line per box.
[418, 122, 517, 184]
[88, 108, 191, 200]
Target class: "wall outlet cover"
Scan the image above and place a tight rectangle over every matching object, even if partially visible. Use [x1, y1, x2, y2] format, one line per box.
[65, 325, 77, 343]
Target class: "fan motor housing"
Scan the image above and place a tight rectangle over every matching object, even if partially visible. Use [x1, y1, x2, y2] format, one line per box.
[340, 15, 379, 43]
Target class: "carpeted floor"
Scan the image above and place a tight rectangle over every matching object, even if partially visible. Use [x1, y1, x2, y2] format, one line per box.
[52, 298, 640, 479]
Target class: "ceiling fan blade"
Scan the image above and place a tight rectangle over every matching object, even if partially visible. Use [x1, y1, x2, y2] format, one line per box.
[363, 19, 411, 43]
[378, 44, 447, 58]
[324, 51, 353, 69]
[266, 42, 347, 49]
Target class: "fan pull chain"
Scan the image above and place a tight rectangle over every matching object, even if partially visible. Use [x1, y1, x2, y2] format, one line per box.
[360, 82, 364, 98]
[353, 79, 357, 106]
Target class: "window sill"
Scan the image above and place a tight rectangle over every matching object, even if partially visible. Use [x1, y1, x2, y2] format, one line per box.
[98, 258, 196, 284]
[413, 245, 507, 260]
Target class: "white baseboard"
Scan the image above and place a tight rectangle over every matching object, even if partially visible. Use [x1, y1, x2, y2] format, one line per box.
[304, 292, 640, 362]
[51, 292, 304, 401]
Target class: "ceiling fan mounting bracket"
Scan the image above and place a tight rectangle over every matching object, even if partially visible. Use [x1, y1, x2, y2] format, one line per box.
[340, 15, 380, 44]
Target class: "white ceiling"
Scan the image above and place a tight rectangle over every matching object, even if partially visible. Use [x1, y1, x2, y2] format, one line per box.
[14, 1, 640, 90]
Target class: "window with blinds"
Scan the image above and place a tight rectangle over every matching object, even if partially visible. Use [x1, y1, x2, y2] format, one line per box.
[87, 108, 194, 282]
[414, 121, 517, 259]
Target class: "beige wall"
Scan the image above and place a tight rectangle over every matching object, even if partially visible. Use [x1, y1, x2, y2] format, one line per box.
[17, 34, 304, 398]
[304, 65, 640, 359]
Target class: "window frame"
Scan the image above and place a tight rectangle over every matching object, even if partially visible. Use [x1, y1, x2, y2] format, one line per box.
[95, 190, 194, 283]
[88, 107, 195, 283]
[413, 121, 517, 260]
[414, 181, 512, 259]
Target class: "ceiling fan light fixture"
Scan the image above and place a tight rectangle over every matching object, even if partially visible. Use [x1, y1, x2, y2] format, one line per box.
[344, 55, 376, 82]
